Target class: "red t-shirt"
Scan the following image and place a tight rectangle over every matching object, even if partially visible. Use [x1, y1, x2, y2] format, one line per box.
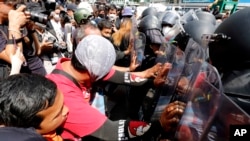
[46, 58, 107, 140]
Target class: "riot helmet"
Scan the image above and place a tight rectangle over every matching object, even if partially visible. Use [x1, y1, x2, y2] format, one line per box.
[196, 11, 216, 25]
[162, 11, 180, 36]
[162, 11, 180, 26]
[183, 20, 216, 46]
[138, 15, 161, 34]
[156, 11, 167, 23]
[74, 8, 92, 24]
[209, 7, 250, 71]
[140, 7, 157, 19]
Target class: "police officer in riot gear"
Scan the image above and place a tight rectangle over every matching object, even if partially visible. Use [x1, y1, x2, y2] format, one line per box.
[161, 11, 180, 38]
[208, 7, 250, 115]
[140, 7, 158, 19]
[128, 13, 166, 122]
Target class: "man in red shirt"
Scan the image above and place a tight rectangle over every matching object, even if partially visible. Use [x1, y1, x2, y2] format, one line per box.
[47, 35, 185, 140]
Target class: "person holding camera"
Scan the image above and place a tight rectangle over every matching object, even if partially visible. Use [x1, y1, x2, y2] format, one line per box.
[0, 1, 46, 78]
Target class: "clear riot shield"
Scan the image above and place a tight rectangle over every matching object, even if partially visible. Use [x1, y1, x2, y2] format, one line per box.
[175, 64, 250, 141]
[208, 94, 250, 141]
[174, 62, 223, 141]
[170, 38, 206, 103]
[150, 44, 186, 121]
[184, 38, 206, 64]
[132, 32, 146, 66]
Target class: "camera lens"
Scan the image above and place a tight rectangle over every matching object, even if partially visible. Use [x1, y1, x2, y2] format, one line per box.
[29, 11, 48, 24]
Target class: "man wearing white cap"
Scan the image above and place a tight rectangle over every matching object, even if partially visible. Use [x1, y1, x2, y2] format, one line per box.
[47, 35, 185, 140]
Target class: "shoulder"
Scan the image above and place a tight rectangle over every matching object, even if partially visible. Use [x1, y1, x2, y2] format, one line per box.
[0, 127, 46, 141]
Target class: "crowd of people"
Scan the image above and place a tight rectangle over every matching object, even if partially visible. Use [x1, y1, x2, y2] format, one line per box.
[0, 0, 249, 141]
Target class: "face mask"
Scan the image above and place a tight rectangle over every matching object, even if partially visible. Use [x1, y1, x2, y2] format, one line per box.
[162, 26, 172, 37]
[53, 14, 60, 21]
[108, 14, 116, 21]
[98, 14, 105, 18]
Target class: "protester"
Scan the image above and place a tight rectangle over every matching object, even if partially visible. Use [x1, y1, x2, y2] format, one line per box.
[0, 127, 46, 141]
[208, 7, 250, 115]
[112, 17, 133, 67]
[128, 14, 167, 120]
[97, 19, 113, 40]
[72, 8, 94, 50]
[106, 4, 120, 32]
[107, 17, 135, 120]
[46, 35, 185, 140]
[0, 73, 69, 141]
[122, 6, 133, 19]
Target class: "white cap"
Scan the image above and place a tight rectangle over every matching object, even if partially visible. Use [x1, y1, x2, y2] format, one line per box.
[75, 35, 116, 81]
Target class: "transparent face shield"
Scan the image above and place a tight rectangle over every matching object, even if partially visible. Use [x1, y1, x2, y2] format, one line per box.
[184, 38, 206, 65]
[180, 9, 199, 25]
[164, 20, 185, 42]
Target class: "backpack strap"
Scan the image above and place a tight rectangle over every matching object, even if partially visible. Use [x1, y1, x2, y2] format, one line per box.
[51, 69, 81, 90]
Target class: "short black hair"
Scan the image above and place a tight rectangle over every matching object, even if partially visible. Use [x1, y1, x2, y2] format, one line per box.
[0, 74, 57, 128]
[71, 53, 87, 72]
[97, 19, 112, 30]
[108, 4, 117, 11]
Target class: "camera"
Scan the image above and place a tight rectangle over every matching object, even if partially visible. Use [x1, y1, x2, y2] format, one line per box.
[26, 10, 48, 24]
[16, 1, 56, 25]
[47, 37, 67, 50]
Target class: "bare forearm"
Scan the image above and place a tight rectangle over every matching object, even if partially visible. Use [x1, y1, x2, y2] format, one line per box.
[112, 65, 130, 72]
[6, 25, 23, 59]
[31, 31, 42, 55]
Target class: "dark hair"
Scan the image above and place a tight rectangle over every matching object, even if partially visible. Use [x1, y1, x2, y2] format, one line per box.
[108, 4, 117, 11]
[97, 19, 112, 30]
[71, 53, 87, 72]
[0, 74, 57, 128]
[60, 11, 71, 24]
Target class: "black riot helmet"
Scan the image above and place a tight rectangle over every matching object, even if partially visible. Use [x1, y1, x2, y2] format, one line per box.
[138, 15, 161, 34]
[183, 20, 216, 46]
[196, 11, 216, 25]
[209, 7, 250, 71]
[156, 11, 167, 23]
[140, 7, 157, 19]
[162, 11, 180, 27]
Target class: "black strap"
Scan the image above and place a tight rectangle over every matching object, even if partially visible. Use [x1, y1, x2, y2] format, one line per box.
[52, 69, 81, 90]
[52, 69, 84, 139]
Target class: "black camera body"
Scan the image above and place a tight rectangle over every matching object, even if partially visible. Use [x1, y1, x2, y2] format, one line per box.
[17, 1, 56, 25]
[47, 37, 67, 50]
[26, 9, 48, 24]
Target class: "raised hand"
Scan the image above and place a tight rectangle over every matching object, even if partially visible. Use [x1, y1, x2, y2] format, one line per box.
[153, 63, 172, 87]
[8, 5, 30, 29]
[160, 101, 186, 132]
